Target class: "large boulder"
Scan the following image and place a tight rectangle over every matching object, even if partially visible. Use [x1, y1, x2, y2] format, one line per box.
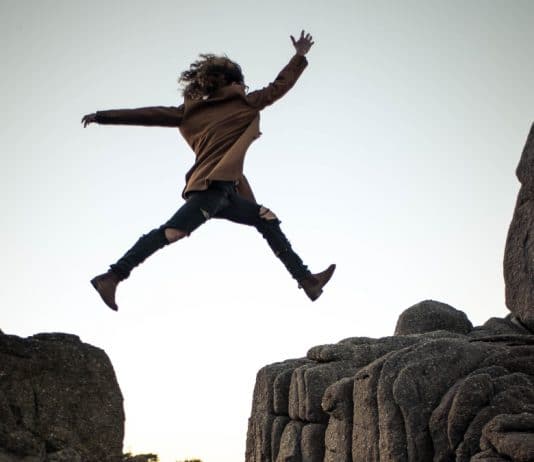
[504, 123, 534, 331]
[394, 299, 473, 335]
[244, 123, 534, 461]
[0, 332, 124, 462]
[246, 304, 534, 462]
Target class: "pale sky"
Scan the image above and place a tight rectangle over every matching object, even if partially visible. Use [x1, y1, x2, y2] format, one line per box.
[2, 1, 534, 461]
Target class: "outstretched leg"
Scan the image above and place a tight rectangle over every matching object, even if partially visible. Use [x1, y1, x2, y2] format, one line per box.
[91, 187, 231, 310]
[215, 192, 335, 300]
[216, 197, 310, 279]
[256, 206, 311, 281]
[90, 226, 171, 311]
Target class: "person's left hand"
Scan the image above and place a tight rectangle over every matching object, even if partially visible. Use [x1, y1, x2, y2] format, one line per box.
[291, 30, 314, 56]
[81, 113, 97, 127]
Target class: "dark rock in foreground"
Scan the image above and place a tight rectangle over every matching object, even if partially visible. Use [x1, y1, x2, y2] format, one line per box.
[245, 123, 534, 462]
[504, 122, 534, 331]
[245, 302, 534, 462]
[0, 332, 124, 462]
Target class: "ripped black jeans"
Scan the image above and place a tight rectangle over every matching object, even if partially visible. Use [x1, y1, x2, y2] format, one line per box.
[110, 181, 310, 281]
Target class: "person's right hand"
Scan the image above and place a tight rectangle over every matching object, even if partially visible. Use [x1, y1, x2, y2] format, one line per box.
[291, 30, 314, 56]
[81, 113, 97, 127]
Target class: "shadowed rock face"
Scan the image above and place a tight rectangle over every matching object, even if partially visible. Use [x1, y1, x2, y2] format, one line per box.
[504, 123, 534, 331]
[0, 332, 124, 462]
[245, 302, 534, 462]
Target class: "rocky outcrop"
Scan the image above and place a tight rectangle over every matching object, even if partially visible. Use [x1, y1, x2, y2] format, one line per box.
[504, 122, 534, 331]
[245, 303, 534, 462]
[0, 332, 124, 462]
[394, 300, 472, 336]
[245, 123, 534, 462]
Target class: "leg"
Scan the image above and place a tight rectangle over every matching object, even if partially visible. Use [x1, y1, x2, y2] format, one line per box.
[111, 187, 230, 279]
[216, 191, 336, 301]
[91, 187, 230, 310]
[215, 193, 311, 281]
[164, 228, 188, 242]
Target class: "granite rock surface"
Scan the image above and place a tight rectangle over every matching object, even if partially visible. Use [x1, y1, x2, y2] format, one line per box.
[245, 303, 534, 462]
[245, 123, 534, 462]
[0, 332, 124, 462]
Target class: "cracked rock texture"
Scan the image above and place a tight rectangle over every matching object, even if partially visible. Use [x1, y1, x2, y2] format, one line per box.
[245, 304, 534, 462]
[0, 332, 124, 462]
[504, 122, 534, 331]
[245, 124, 534, 462]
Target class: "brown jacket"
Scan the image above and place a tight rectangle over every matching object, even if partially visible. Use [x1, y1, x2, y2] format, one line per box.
[95, 54, 308, 202]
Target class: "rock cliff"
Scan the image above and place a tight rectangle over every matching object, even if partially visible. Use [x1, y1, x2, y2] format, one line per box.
[245, 305, 534, 462]
[0, 332, 124, 462]
[504, 122, 534, 332]
[245, 124, 534, 462]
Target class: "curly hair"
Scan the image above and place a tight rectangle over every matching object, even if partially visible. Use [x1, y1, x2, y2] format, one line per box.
[178, 54, 245, 100]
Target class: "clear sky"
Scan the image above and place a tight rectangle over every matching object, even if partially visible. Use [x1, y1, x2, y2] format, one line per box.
[2, 1, 534, 461]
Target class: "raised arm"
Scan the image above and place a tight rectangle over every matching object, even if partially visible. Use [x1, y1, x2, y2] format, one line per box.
[81, 105, 184, 128]
[246, 30, 314, 110]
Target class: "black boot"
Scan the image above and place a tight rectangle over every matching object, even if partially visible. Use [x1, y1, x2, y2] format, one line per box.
[298, 264, 336, 301]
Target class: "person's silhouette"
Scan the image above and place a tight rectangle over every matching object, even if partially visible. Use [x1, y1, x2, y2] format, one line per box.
[82, 30, 335, 310]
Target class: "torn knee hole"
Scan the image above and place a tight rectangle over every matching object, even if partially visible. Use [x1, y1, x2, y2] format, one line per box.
[259, 206, 278, 221]
[164, 228, 188, 243]
[200, 208, 210, 220]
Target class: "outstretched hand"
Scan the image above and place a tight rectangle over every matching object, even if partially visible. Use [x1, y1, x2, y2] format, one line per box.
[291, 30, 314, 56]
[81, 113, 97, 127]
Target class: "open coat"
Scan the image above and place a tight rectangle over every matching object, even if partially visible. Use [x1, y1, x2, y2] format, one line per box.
[95, 54, 308, 202]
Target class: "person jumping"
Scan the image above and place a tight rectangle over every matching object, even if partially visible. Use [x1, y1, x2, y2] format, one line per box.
[82, 30, 335, 310]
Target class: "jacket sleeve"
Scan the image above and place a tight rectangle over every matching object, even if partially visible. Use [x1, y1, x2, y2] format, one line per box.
[246, 55, 308, 110]
[95, 105, 184, 127]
